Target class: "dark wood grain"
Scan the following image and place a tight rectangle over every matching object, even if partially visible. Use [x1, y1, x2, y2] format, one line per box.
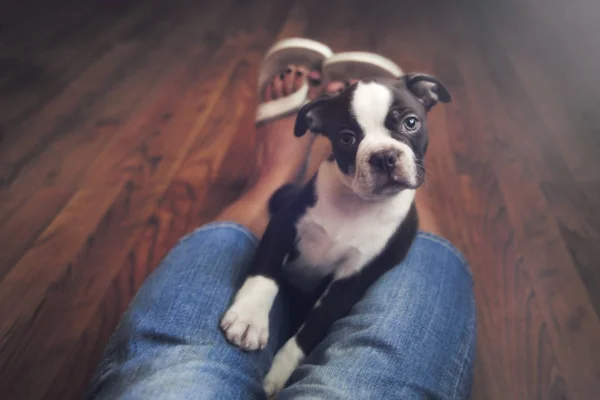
[456, 5, 600, 398]
[1, 0, 599, 399]
[541, 182, 600, 316]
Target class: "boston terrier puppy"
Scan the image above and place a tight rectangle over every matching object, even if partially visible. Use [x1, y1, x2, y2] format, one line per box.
[220, 73, 451, 395]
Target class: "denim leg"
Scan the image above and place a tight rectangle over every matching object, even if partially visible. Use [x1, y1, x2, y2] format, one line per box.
[279, 232, 477, 400]
[87, 222, 290, 400]
[88, 224, 475, 400]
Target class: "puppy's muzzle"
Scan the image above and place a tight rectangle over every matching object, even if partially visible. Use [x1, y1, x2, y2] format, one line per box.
[368, 149, 400, 174]
[367, 148, 416, 191]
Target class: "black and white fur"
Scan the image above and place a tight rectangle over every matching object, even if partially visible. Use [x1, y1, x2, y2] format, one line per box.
[220, 73, 451, 396]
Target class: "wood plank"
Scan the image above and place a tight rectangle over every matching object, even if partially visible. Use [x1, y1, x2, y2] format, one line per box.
[487, 24, 600, 182]
[431, 4, 576, 398]
[0, 2, 181, 187]
[452, 65, 570, 400]
[0, 1, 161, 130]
[0, 0, 229, 280]
[541, 182, 600, 315]
[0, 45, 146, 278]
[455, 4, 600, 397]
[0, 1, 99, 61]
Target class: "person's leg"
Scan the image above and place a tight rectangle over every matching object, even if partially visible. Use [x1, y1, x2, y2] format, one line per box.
[278, 225, 476, 399]
[86, 65, 324, 400]
[216, 66, 323, 239]
[87, 223, 290, 400]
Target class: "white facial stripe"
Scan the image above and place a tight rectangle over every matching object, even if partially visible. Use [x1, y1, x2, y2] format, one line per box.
[351, 82, 393, 135]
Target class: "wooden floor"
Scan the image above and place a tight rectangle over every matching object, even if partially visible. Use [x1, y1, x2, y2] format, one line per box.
[1, 0, 600, 398]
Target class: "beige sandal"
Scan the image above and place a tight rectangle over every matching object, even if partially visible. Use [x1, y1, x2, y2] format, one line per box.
[255, 38, 333, 125]
[256, 41, 404, 124]
[322, 51, 403, 85]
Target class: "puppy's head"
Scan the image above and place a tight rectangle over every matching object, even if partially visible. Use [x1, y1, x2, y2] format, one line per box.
[295, 73, 451, 199]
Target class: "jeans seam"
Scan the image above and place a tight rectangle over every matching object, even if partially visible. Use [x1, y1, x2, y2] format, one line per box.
[450, 300, 476, 400]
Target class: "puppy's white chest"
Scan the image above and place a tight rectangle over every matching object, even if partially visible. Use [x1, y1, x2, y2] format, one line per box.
[288, 192, 412, 280]
[293, 210, 356, 271]
[283, 163, 416, 290]
[295, 205, 383, 265]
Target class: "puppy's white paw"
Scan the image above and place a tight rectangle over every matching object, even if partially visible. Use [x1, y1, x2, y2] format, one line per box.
[220, 276, 279, 351]
[263, 337, 305, 397]
[220, 302, 269, 351]
[263, 379, 281, 399]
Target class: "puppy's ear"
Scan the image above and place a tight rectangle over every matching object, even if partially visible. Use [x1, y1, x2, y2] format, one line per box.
[403, 73, 451, 111]
[294, 95, 332, 137]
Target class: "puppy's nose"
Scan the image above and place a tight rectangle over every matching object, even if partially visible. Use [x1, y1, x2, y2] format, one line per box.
[369, 150, 400, 173]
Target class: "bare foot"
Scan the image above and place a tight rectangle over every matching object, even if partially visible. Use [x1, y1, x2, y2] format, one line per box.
[252, 66, 323, 186]
[215, 66, 325, 238]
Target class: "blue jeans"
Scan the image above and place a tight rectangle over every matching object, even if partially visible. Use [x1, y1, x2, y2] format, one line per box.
[87, 222, 476, 399]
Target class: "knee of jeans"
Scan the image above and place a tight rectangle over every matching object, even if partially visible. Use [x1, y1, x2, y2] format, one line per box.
[151, 222, 259, 284]
[359, 232, 475, 319]
[287, 234, 476, 400]
[417, 233, 471, 286]
[414, 232, 472, 281]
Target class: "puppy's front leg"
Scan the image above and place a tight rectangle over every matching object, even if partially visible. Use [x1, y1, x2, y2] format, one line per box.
[220, 217, 295, 351]
[263, 268, 374, 395]
[262, 248, 405, 396]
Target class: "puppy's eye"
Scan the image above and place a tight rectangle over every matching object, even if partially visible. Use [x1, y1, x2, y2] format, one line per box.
[338, 130, 356, 147]
[402, 116, 420, 132]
